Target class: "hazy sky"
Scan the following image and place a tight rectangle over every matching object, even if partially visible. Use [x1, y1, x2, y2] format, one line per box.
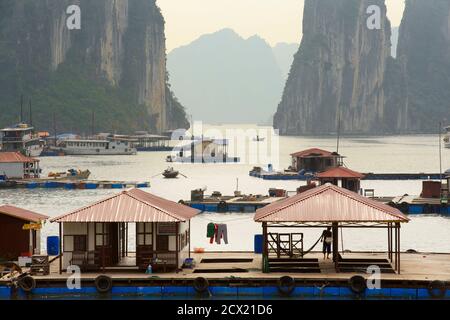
[157, 0, 406, 52]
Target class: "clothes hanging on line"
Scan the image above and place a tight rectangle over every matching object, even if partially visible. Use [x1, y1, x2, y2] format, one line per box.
[206, 222, 216, 238]
[206, 223, 228, 245]
[216, 224, 228, 245]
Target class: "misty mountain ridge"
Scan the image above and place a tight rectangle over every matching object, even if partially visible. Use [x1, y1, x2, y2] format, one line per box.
[167, 28, 297, 124]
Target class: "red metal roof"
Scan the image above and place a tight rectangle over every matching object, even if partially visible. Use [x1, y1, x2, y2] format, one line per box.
[290, 148, 337, 158]
[254, 183, 409, 223]
[0, 152, 39, 163]
[51, 189, 200, 223]
[316, 166, 365, 179]
[0, 205, 49, 222]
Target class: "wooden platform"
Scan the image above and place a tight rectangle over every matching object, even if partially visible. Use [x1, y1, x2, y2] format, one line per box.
[17, 251, 450, 283]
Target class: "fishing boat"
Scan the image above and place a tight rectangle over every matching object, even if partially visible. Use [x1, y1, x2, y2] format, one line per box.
[47, 169, 91, 181]
[162, 167, 179, 179]
[0, 123, 44, 157]
[444, 126, 450, 149]
[253, 135, 265, 142]
[51, 139, 136, 155]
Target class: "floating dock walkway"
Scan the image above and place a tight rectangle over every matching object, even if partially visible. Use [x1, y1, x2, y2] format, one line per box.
[250, 170, 443, 181]
[1, 252, 449, 300]
[183, 195, 286, 213]
[375, 195, 450, 214]
[0, 180, 150, 190]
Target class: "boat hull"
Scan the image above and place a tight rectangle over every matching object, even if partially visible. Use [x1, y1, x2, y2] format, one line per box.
[52, 148, 136, 155]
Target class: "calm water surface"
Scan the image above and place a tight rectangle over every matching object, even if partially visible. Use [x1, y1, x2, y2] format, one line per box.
[1, 127, 449, 253]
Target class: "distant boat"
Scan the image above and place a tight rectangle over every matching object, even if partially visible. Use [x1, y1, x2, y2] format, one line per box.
[444, 126, 450, 149]
[253, 136, 265, 142]
[0, 123, 44, 157]
[162, 167, 179, 179]
[51, 139, 136, 155]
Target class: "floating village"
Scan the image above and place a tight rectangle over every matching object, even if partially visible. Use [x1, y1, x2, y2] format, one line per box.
[0, 121, 449, 300]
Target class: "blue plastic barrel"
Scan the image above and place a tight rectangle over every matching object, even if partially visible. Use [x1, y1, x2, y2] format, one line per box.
[47, 236, 59, 256]
[254, 234, 263, 254]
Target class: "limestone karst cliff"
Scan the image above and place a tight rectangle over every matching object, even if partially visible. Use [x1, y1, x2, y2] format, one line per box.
[274, 0, 391, 135]
[0, 0, 188, 133]
[274, 0, 450, 135]
[394, 0, 450, 132]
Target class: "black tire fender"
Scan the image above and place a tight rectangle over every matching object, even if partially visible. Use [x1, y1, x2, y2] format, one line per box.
[193, 277, 209, 294]
[349, 275, 367, 294]
[277, 276, 295, 296]
[218, 201, 228, 212]
[95, 275, 113, 294]
[18, 275, 36, 293]
[428, 280, 447, 299]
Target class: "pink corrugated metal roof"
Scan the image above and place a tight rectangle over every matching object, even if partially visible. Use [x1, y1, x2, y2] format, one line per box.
[290, 148, 338, 158]
[51, 189, 200, 223]
[0, 205, 49, 222]
[0, 152, 39, 163]
[254, 183, 409, 223]
[316, 167, 365, 179]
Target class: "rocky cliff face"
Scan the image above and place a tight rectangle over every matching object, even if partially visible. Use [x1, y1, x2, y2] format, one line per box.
[274, 0, 450, 135]
[274, 0, 391, 135]
[0, 0, 188, 133]
[395, 0, 450, 132]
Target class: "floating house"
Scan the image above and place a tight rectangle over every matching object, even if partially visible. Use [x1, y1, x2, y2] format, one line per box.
[254, 183, 409, 274]
[172, 138, 239, 163]
[0, 205, 49, 260]
[0, 152, 40, 179]
[51, 189, 200, 273]
[289, 148, 343, 173]
[316, 166, 365, 193]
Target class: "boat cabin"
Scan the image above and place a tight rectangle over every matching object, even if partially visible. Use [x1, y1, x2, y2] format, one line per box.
[316, 167, 364, 193]
[290, 148, 343, 173]
[0, 205, 48, 260]
[174, 138, 237, 163]
[0, 152, 40, 179]
[51, 189, 200, 273]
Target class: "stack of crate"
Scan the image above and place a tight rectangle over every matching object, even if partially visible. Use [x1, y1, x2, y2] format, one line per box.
[30, 255, 49, 276]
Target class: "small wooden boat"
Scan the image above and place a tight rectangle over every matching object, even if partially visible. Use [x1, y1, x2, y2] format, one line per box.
[162, 167, 179, 179]
[253, 136, 265, 142]
[48, 169, 91, 181]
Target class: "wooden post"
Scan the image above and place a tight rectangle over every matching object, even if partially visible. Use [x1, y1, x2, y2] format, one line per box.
[59, 223, 62, 275]
[332, 222, 339, 268]
[397, 223, 401, 274]
[176, 222, 180, 269]
[188, 220, 191, 258]
[387, 223, 391, 261]
[262, 222, 268, 272]
[394, 225, 398, 272]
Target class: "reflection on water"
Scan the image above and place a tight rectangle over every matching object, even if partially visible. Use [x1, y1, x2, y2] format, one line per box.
[0, 130, 449, 253]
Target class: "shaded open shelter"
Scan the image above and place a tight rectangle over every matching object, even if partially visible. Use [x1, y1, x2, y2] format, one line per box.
[254, 184, 409, 274]
[316, 166, 365, 193]
[51, 189, 200, 273]
[0, 205, 49, 260]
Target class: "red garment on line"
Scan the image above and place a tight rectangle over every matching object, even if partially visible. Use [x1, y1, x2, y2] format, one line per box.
[210, 224, 218, 244]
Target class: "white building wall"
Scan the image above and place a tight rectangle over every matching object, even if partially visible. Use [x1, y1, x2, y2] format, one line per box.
[0, 163, 23, 179]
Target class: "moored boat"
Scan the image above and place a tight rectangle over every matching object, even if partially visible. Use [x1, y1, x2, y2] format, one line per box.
[51, 139, 136, 155]
[0, 123, 44, 157]
[47, 169, 91, 181]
